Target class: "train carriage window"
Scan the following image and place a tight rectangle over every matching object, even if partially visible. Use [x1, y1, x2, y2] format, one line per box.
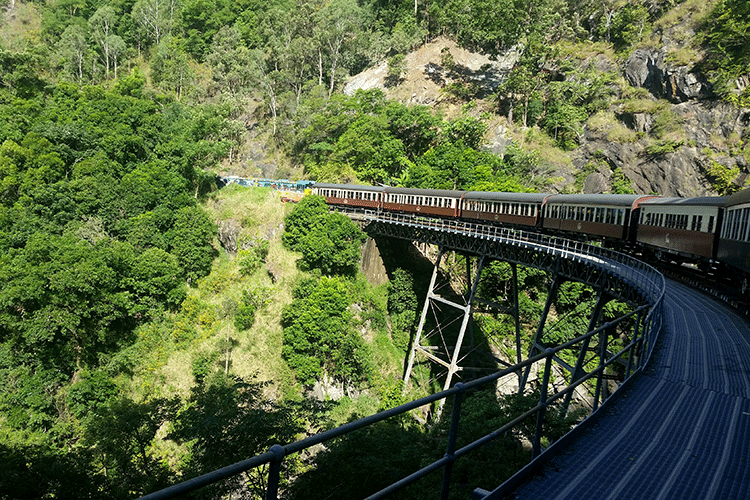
[696, 215, 703, 232]
[742, 208, 750, 241]
[709, 215, 715, 235]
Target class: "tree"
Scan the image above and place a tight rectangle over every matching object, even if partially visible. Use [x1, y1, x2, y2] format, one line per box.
[55, 24, 89, 84]
[298, 212, 366, 275]
[151, 37, 194, 98]
[443, 115, 488, 149]
[83, 396, 176, 498]
[206, 26, 254, 97]
[495, 64, 543, 126]
[108, 35, 127, 80]
[123, 246, 186, 316]
[282, 194, 329, 251]
[330, 114, 406, 183]
[169, 373, 307, 498]
[281, 276, 372, 386]
[388, 268, 418, 349]
[170, 205, 217, 283]
[89, 6, 118, 80]
[703, 0, 750, 104]
[315, 0, 367, 96]
[250, 48, 282, 135]
[131, 0, 173, 46]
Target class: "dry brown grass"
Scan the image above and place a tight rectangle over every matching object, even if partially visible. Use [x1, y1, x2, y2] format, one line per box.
[125, 186, 306, 401]
[1, 0, 42, 49]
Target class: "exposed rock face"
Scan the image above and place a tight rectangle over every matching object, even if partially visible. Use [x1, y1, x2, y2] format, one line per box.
[343, 37, 520, 104]
[624, 48, 712, 103]
[217, 219, 242, 255]
[579, 101, 750, 197]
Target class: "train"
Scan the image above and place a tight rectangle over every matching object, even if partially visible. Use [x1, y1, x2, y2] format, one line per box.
[310, 183, 750, 293]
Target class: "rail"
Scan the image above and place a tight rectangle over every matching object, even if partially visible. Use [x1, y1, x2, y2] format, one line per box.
[138, 211, 665, 500]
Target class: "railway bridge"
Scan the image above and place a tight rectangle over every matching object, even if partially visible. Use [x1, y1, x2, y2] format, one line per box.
[140, 208, 750, 500]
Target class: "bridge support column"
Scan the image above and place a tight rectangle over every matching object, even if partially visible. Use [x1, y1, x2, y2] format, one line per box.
[562, 289, 611, 414]
[519, 274, 563, 394]
[402, 248, 486, 416]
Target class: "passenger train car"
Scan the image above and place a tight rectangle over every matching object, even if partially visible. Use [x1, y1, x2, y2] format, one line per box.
[637, 197, 724, 260]
[309, 183, 750, 290]
[717, 189, 750, 290]
[542, 194, 656, 240]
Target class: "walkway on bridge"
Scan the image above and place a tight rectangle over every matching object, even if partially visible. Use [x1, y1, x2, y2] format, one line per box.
[482, 280, 750, 499]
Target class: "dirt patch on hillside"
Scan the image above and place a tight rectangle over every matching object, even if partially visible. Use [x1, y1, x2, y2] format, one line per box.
[344, 37, 520, 112]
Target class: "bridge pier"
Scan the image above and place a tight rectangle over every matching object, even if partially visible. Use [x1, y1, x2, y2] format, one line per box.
[402, 248, 531, 418]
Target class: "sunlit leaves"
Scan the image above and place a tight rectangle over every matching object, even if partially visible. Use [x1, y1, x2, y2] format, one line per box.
[281, 276, 372, 386]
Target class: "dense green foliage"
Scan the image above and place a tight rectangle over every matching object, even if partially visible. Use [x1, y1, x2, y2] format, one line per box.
[283, 194, 366, 275]
[281, 276, 373, 386]
[0, 74, 227, 496]
[702, 0, 750, 104]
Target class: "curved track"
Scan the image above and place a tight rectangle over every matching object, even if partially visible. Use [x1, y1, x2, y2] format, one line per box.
[486, 280, 750, 499]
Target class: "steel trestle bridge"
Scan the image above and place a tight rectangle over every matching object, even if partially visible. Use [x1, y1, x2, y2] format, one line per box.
[140, 209, 750, 500]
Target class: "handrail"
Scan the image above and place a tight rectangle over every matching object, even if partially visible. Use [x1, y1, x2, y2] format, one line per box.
[139, 211, 665, 500]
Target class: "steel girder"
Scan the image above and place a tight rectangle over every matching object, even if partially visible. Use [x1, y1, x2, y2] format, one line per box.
[364, 215, 655, 307]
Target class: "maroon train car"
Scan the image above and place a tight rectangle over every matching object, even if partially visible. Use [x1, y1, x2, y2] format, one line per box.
[637, 197, 725, 260]
[382, 187, 464, 218]
[461, 191, 551, 228]
[310, 183, 384, 209]
[543, 194, 658, 241]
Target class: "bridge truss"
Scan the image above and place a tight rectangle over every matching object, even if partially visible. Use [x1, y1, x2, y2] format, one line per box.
[357, 209, 663, 419]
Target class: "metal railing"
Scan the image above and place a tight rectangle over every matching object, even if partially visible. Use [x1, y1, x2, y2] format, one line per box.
[139, 212, 665, 500]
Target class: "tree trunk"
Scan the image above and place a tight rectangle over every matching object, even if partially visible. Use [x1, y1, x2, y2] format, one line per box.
[318, 47, 323, 86]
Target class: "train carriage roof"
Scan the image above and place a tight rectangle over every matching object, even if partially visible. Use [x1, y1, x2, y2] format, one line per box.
[312, 183, 385, 192]
[724, 187, 750, 207]
[639, 196, 726, 207]
[546, 194, 659, 208]
[462, 191, 552, 202]
[384, 187, 466, 197]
